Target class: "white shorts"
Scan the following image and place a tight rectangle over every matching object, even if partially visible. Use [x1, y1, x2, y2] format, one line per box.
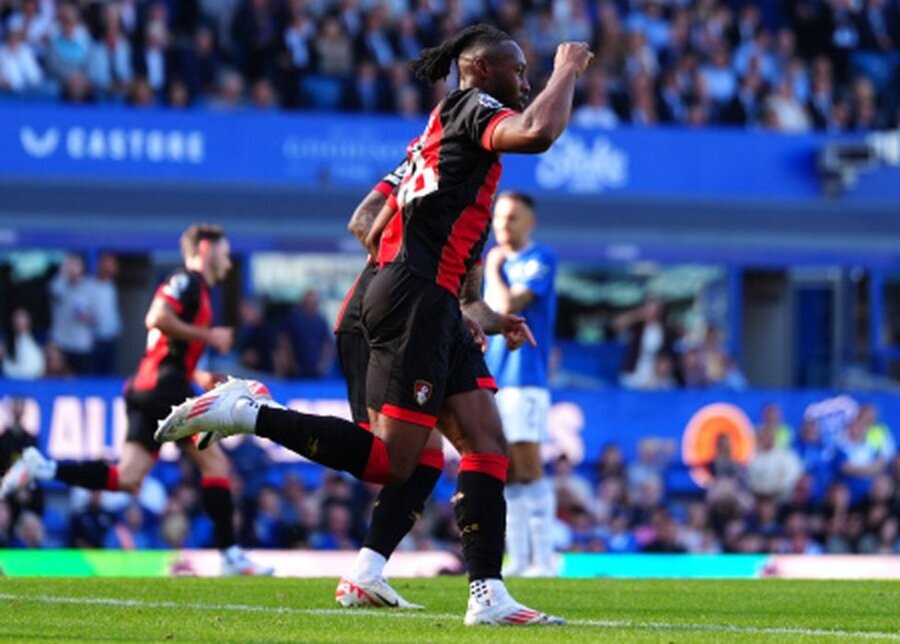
[495, 387, 551, 444]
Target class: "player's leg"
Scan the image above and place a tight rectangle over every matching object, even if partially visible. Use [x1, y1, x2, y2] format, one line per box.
[500, 387, 556, 576]
[509, 441, 556, 576]
[186, 440, 273, 576]
[441, 388, 563, 626]
[2, 403, 156, 496]
[336, 330, 443, 608]
[337, 428, 444, 609]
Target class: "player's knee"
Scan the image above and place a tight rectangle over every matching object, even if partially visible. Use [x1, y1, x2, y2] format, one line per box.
[385, 458, 418, 486]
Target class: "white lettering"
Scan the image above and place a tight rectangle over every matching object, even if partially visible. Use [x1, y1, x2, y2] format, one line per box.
[84, 397, 107, 460]
[129, 129, 144, 160]
[88, 128, 106, 159]
[67, 127, 86, 158]
[536, 133, 628, 193]
[186, 132, 205, 163]
[108, 129, 127, 160]
[108, 397, 127, 460]
[146, 130, 165, 162]
[47, 396, 86, 460]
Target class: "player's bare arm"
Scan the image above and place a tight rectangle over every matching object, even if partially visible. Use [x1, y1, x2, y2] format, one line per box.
[145, 298, 233, 353]
[485, 246, 537, 314]
[491, 42, 593, 153]
[460, 264, 535, 349]
[364, 198, 398, 257]
[347, 189, 389, 248]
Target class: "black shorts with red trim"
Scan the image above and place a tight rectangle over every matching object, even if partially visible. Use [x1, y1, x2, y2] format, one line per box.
[124, 378, 196, 453]
[336, 330, 370, 426]
[334, 261, 377, 336]
[362, 263, 496, 428]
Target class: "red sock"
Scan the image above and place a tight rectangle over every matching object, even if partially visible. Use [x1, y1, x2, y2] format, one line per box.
[361, 436, 391, 484]
[459, 454, 508, 483]
[106, 466, 120, 491]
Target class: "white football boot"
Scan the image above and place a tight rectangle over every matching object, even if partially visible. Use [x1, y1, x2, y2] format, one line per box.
[196, 378, 277, 450]
[464, 579, 565, 626]
[221, 545, 275, 576]
[335, 576, 423, 609]
[1, 447, 56, 498]
[154, 377, 257, 444]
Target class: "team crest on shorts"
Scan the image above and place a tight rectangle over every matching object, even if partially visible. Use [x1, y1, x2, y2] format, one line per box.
[413, 380, 433, 406]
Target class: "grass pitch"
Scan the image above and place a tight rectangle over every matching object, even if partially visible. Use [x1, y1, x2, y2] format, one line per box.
[0, 577, 897, 642]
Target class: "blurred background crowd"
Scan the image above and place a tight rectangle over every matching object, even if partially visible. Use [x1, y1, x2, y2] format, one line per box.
[0, 0, 898, 131]
[1, 395, 897, 556]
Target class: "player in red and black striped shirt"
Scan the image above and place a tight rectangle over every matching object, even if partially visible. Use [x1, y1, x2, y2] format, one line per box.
[157, 25, 592, 623]
[1, 224, 272, 576]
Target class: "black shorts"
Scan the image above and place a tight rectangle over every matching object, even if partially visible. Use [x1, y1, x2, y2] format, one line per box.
[362, 263, 496, 428]
[124, 380, 196, 453]
[336, 330, 370, 426]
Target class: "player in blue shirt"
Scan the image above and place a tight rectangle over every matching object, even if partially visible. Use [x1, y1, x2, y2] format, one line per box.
[484, 191, 558, 577]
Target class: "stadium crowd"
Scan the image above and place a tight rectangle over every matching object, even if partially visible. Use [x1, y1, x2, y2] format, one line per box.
[1, 395, 898, 557]
[0, 0, 898, 131]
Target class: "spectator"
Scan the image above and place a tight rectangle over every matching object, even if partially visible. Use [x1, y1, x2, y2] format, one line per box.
[596, 442, 626, 483]
[176, 26, 220, 103]
[43, 342, 75, 378]
[611, 294, 681, 389]
[85, 10, 133, 100]
[0, 500, 11, 547]
[836, 410, 889, 504]
[572, 68, 619, 128]
[0, 398, 37, 477]
[230, 0, 280, 82]
[2, 309, 45, 379]
[49, 254, 95, 374]
[859, 403, 896, 461]
[11, 510, 45, 548]
[745, 424, 803, 500]
[285, 288, 334, 379]
[235, 297, 275, 374]
[103, 502, 155, 550]
[68, 490, 115, 548]
[794, 418, 833, 501]
[6, 0, 51, 58]
[133, 16, 173, 96]
[45, 3, 91, 84]
[90, 253, 122, 375]
[626, 437, 675, 492]
[0, 22, 44, 94]
[757, 402, 794, 448]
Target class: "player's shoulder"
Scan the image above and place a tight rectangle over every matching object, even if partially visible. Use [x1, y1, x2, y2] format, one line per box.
[446, 87, 510, 113]
[160, 268, 200, 299]
[519, 242, 556, 265]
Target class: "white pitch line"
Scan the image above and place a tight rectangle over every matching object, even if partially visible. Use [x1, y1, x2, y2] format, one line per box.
[1, 593, 898, 640]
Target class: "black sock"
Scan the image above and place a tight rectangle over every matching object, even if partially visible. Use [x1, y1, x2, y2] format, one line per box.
[56, 462, 113, 490]
[255, 406, 378, 480]
[201, 482, 236, 550]
[363, 464, 442, 558]
[453, 471, 505, 581]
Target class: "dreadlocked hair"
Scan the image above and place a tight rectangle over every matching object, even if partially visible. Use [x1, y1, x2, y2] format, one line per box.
[410, 24, 511, 83]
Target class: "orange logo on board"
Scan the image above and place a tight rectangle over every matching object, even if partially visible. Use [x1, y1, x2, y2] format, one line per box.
[681, 403, 755, 487]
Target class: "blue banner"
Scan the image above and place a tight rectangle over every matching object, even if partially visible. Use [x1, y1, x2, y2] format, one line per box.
[2, 104, 898, 202]
[1, 378, 897, 472]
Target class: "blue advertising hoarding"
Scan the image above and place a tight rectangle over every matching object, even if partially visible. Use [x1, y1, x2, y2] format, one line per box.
[3, 104, 898, 203]
[1, 378, 896, 475]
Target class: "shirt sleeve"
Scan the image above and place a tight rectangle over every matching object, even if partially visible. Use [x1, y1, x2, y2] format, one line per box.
[155, 271, 199, 317]
[514, 248, 556, 298]
[373, 158, 409, 196]
[459, 90, 517, 152]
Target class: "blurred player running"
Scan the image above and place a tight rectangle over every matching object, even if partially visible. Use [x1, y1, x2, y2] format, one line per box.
[1, 224, 272, 576]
